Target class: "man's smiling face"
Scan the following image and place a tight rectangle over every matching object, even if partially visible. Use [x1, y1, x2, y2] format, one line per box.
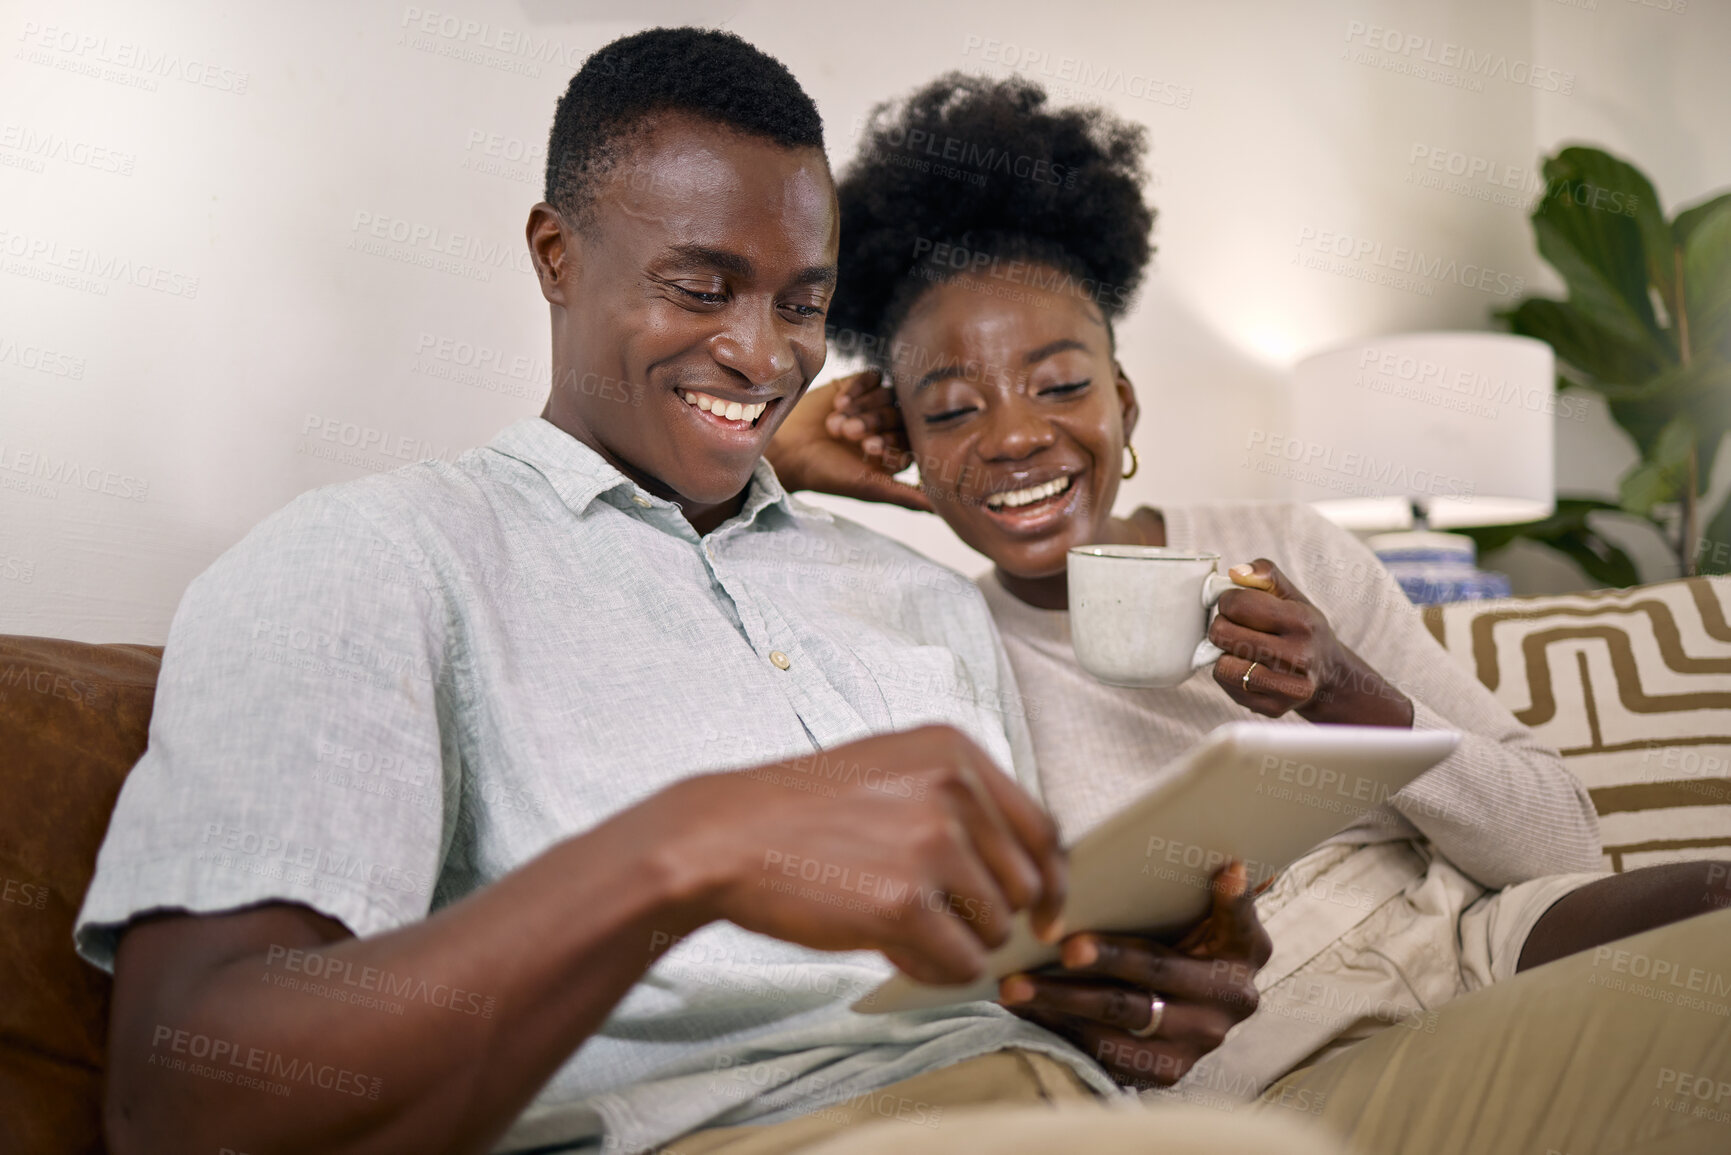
[530, 112, 838, 530]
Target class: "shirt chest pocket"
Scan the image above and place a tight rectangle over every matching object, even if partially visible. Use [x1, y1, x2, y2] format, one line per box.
[845, 637, 995, 736]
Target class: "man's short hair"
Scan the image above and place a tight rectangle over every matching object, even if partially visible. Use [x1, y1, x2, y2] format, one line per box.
[544, 27, 826, 229]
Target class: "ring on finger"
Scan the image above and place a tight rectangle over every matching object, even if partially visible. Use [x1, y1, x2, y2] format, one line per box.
[1241, 661, 1260, 693]
[1128, 994, 1167, 1039]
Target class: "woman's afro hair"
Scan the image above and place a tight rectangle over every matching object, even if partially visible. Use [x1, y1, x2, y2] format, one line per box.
[830, 73, 1154, 363]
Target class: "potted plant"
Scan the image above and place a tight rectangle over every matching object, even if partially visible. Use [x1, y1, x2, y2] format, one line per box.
[1467, 146, 1731, 585]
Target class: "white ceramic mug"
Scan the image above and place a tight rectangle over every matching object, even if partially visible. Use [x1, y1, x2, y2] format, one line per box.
[1067, 546, 1236, 688]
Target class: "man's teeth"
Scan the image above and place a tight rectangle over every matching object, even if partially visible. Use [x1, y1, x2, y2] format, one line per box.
[986, 476, 1074, 510]
[677, 389, 768, 424]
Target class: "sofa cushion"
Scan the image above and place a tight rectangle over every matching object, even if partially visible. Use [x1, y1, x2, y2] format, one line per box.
[1423, 576, 1731, 872]
[0, 635, 162, 1155]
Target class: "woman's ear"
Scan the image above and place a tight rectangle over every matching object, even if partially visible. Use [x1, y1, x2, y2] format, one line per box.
[1114, 361, 1140, 442]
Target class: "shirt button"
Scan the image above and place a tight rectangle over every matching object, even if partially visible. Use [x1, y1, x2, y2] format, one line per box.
[769, 650, 791, 670]
[632, 495, 652, 508]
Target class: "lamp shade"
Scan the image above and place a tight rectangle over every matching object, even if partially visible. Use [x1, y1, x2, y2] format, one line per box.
[1283, 332, 1557, 530]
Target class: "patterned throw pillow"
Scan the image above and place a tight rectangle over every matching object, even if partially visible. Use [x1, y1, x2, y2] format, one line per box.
[1422, 577, 1731, 872]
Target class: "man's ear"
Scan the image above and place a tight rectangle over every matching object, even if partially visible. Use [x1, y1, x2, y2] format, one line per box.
[1114, 361, 1140, 442]
[526, 203, 574, 307]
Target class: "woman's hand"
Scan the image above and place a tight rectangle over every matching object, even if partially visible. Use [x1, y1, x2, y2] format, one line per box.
[1210, 559, 1414, 727]
[765, 370, 931, 511]
[997, 862, 1273, 1090]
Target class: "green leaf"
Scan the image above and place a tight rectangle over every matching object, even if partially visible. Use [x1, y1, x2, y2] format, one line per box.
[1679, 196, 1731, 361]
[1547, 530, 1643, 589]
[1530, 148, 1673, 358]
[1598, 358, 1731, 462]
[1499, 296, 1664, 387]
[1617, 461, 1672, 518]
[1697, 494, 1731, 575]
[1463, 497, 1642, 588]
[1533, 219, 1668, 360]
[1674, 192, 1731, 249]
[1618, 416, 1696, 517]
[1558, 148, 1676, 312]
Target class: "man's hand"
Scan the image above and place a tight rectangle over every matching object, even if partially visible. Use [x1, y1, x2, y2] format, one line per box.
[652, 724, 1064, 985]
[997, 861, 1273, 1089]
[765, 371, 931, 511]
[1210, 559, 1414, 727]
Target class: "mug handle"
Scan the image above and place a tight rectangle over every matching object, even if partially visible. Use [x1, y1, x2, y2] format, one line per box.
[1190, 572, 1236, 671]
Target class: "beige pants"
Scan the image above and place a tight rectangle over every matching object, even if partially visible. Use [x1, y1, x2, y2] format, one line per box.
[661, 907, 1731, 1154]
[1169, 839, 1607, 1101]
[662, 1049, 1343, 1155]
[1261, 904, 1731, 1154]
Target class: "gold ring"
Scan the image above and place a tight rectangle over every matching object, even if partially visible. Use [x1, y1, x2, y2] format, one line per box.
[1242, 661, 1259, 692]
[1129, 994, 1167, 1039]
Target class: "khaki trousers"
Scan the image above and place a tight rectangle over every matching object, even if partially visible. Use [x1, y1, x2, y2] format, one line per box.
[661, 907, 1731, 1155]
[1261, 904, 1731, 1154]
[662, 1049, 1343, 1155]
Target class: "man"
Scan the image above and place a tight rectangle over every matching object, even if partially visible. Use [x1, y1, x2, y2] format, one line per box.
[77, 28, 1277, 1155]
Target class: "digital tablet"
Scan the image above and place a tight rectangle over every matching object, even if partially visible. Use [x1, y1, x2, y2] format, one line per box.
[854, 721, 1459, 1014]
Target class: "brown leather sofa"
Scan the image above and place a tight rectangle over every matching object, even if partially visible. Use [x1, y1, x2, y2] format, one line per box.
[1, 636, 163, 1155]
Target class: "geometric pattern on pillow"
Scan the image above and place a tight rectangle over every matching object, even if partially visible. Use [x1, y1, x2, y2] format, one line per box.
[1422, 576, 1731, 872]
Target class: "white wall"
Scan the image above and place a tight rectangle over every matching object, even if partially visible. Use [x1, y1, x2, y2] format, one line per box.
[2, 0, 1727, 643]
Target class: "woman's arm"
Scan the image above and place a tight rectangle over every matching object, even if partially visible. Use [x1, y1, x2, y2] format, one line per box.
[767, 372, 931, 510]
[1265, 506, 1602, 887]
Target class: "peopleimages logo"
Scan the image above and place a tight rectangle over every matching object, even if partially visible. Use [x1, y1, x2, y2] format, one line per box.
[299, 413, 459, 468]
[16, 21, 250, 94]
[348, 211, 533, 280]
[0, 123, 136, 175]
[1354, 345, 1587, 422]
[0, 332, 85, 379]
[1406, 144, 1641, 217]
[1294, 227, 1526, 298]
[1242, 430, 1475, 502]
[0, 228, 200, 298]
[962, 35, 1192, 109]
[397, 7, 589, 75]
[866, 123, 1076, 188]
[911, 237, 1133, 311]
[1343, 20, 1575, 95]
[149, 1024, 380, 1098]
[0, 442, 149, 501]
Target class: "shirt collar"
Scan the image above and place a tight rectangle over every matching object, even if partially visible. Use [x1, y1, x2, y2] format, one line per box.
[485, 417, 831, 534]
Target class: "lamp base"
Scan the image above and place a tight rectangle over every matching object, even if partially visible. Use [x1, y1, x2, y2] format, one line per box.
[1368, 531, 1511, 606]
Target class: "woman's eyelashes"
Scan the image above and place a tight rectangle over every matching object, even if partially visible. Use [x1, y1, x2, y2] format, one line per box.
[1039, 379, 1091, 398]
[924, 405, 979, 425]
[923, 380, 1090, 425]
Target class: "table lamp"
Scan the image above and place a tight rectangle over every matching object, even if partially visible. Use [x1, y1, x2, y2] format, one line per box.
[1285, 332, 1557, 604]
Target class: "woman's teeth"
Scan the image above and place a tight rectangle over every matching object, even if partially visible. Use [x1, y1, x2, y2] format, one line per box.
[985, 475, 1074, 510]
[677, 389, 767, 425]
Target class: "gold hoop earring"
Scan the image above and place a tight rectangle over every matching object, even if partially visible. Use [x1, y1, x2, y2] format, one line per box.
[1122, 444, 1140, 480]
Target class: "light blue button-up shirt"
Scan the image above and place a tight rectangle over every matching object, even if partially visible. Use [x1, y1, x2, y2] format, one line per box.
[77, 417, 1113, 1152]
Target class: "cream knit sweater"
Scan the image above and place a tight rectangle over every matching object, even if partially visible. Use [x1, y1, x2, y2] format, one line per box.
[980, 501, 1602, 889]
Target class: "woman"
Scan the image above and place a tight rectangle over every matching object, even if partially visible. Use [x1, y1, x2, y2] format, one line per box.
[771, 73, 1731, 1125]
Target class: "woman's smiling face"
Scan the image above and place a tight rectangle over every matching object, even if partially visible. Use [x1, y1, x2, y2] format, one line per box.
[888, 269, 1139, 581]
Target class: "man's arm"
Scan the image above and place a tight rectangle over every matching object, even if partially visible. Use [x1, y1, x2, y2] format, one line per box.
[107, 793, 696, 1155]
[106, 725, 1066, 1155]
